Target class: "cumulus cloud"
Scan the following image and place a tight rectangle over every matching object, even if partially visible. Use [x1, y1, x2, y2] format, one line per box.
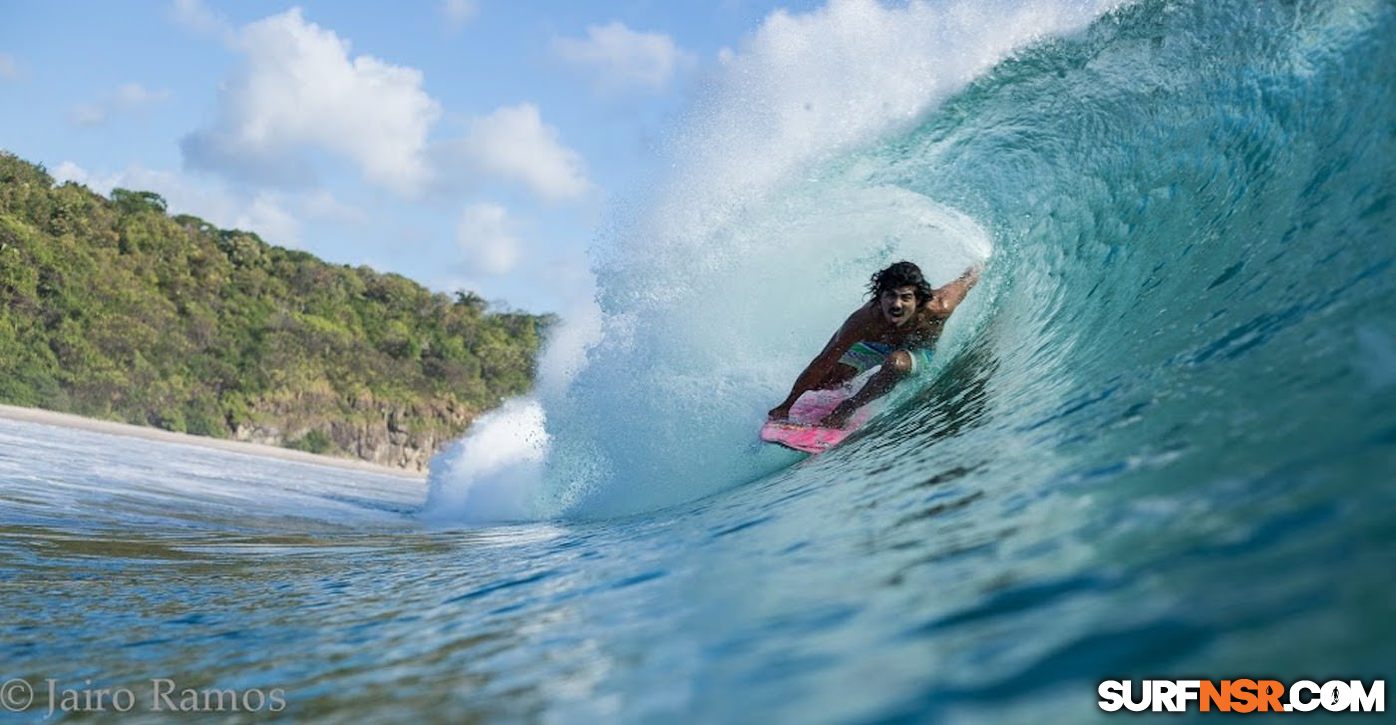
[0, 53, 17, 80]
[441, 0, 478, 32]
[451, 103, 590, 202]
[181, 8, 442, 196]
[455, 202, 521, 276]
[300, 188, 367, 225]
[52, 162, 90, 185]
[170, 0, 232, 38]
[54, 161, 303, 246]
[70, 83, 171, 127]
[553, 22, 693, 92]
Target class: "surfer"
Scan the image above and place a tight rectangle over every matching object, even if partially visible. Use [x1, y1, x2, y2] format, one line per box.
[767, 261, 980, 428]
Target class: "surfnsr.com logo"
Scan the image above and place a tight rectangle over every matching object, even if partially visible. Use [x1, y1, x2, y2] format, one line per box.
[1098, 679, 1385, 713]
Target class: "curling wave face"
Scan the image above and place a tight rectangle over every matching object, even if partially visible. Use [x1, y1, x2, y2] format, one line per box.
[426, 0, 1120, 520]
[431, 0, 1395, 536]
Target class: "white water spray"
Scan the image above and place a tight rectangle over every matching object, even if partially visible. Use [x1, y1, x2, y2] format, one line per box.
[426, 0, 1119, 523]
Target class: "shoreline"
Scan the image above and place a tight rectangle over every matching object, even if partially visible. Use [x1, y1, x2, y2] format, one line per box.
[0, 403, 427, 480]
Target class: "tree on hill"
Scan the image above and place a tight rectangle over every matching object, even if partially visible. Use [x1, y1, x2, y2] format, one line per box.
[0, 150, 550, 469]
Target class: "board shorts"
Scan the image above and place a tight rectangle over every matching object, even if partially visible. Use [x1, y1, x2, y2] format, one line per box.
[838, 341, 934, 375]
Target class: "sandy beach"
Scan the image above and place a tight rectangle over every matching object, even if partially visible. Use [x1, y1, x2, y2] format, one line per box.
[0, 403, 427, 480]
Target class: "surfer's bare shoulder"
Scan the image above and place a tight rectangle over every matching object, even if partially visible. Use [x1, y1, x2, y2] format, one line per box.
[843, 300, 884, 335]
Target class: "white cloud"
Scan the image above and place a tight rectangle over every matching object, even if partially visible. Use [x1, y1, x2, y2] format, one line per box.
[300, 189, 366, 225]
[170, 0, 232, 39]
[114, 83, 168, 106]
[441, 0, 478, 32]
[553, 22, 693, 92]
[52, 162, 92, 185]
[236, 195, 301, 244]
[453, 103, 590, 201]
[54, 161, 302, 247]
[456, 202, 521, 275]
[70, 83, 171, 127]
[182, 8, 442, 196]
[0, 53, 17, 80]
[70, 105, 107, 127]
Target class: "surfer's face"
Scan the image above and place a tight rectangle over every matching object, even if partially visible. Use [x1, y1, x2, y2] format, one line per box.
[879, 286, 919, 327]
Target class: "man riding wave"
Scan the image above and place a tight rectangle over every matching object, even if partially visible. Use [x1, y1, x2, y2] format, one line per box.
[768, 261, 980, 429]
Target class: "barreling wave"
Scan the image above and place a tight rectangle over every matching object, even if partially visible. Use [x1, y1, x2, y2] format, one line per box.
[426, 0, 1396, 527]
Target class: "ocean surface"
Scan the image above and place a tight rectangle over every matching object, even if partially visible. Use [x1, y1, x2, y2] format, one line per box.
[3, 0, 1394, 720]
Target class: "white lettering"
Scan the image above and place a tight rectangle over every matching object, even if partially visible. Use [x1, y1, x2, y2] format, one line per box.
[203, 688, 240, 712]
[1177, 680, 1200, 710]
[150, 679, 177, 711]
[1153, 680, 1181, 712]
[1123, 680, 1150, 712]
[1322, 680, 1350, 711]
[1098, 680, 1125, 711]
[111, 688, 135, 712]
[1289, 680, 1320, 712]
[1348, 680, 1384, 712]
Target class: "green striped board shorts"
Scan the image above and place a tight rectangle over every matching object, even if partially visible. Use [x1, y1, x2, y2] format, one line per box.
[838, 341, 934, 375]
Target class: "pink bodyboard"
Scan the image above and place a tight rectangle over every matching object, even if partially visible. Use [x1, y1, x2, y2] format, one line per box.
[760, 388, 872, 454]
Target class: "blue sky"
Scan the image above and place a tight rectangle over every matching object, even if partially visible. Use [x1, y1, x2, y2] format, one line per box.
[0, 0, 822, 314]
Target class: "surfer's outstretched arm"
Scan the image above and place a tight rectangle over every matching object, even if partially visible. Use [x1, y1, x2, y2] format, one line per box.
[768, 309, 866, 420]
[928, 265, 982, 317]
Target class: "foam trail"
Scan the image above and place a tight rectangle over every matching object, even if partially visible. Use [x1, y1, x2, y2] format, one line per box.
[423, 282, 599, 523]
[425, 0, 1122, 523]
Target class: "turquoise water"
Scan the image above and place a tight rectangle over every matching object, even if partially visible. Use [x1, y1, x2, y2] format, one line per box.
[4, 0, 1395, 720]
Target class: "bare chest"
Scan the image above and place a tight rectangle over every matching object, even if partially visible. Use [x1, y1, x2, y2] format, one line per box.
[867, 310, 943, 348]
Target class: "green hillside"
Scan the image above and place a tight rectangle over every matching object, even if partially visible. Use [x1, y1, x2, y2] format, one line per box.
[0, 151, 551, 469]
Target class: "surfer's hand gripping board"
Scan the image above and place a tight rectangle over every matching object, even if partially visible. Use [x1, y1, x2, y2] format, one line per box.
[760, 387, 872, 454]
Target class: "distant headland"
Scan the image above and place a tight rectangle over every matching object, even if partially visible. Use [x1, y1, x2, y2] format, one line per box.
[0, 151, 551, 471]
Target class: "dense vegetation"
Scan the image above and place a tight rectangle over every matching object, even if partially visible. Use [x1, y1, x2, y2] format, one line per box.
[0, 151, 550, 464]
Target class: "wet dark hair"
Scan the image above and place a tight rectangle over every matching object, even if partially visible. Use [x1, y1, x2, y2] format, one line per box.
[868, 261, 933, 303]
